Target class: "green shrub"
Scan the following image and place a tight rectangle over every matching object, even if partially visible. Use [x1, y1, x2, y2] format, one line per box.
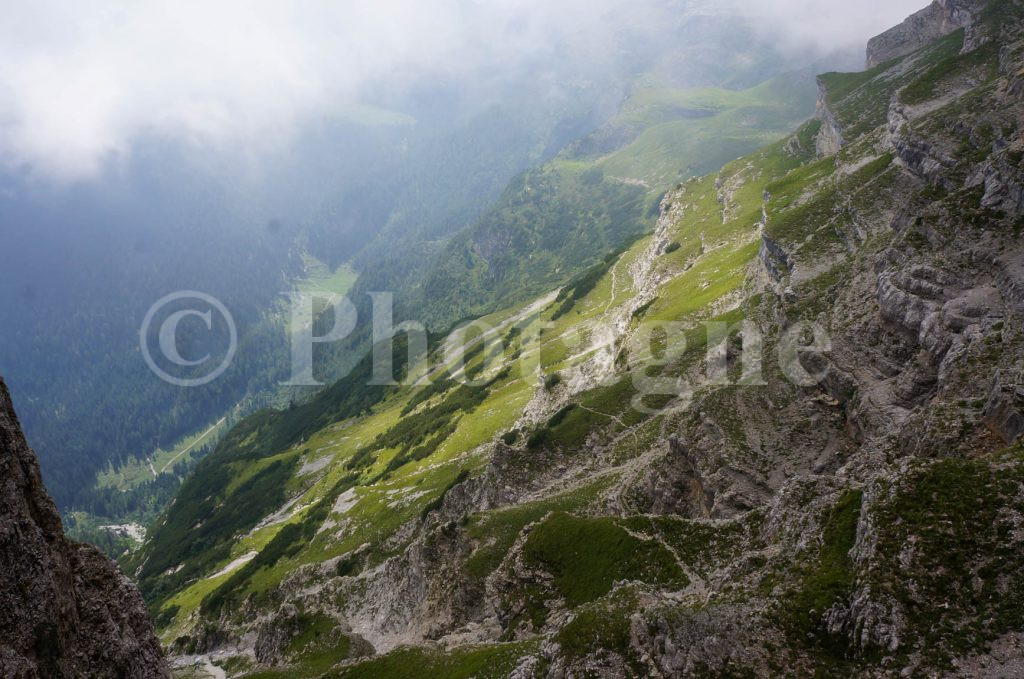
[780, 489, 863, 652]
[555, 598, 635, 662]
[327, 641, 535, 679]
[200, 475, 358, 615]
[631, 298, 657, 319]
[348, 378, 495, 472]
[336, 554, 361, 577]
[523, 512, 687, 607]
[152, 604, 180, 629]
[526, 428, 550, 449]
[546, 404, 576, 428]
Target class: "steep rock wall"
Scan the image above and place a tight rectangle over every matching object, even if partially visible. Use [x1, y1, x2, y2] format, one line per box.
[0, 378, 168, 678]
[814, 78, 844, 156]
[866, 0, 988, 67]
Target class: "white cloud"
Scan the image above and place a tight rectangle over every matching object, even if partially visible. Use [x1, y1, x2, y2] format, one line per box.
[0, 0, 507, 179]
[736, 0, 928, 52]
[0, 0, 930, 181]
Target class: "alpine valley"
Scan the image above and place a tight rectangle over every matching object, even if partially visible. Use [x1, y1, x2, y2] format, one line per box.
[5, 0, 1024, 677]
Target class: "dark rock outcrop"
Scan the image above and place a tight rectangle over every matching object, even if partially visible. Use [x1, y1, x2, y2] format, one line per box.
[984, 371, 1024, 444]
[0, 377, 168, 678]
[625, 437, 715, 518]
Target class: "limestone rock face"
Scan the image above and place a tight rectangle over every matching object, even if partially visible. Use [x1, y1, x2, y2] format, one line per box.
[814, 79, 844, 156]
[866, 0, 989, 67]
[0, 377, 168, 679]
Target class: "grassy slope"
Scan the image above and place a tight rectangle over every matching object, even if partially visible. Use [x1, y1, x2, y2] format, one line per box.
[296, 255, 359, 296]
[417, 74, 817, 329]
[188, 11, 1024, 676]
[596, 75, 817, 184]
[153, 31, 1021, 676]
[143, 89, 830, 678]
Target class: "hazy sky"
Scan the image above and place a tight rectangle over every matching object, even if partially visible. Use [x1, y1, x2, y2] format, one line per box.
[0, 0, 927, 181]
[739, 0, 927, 50]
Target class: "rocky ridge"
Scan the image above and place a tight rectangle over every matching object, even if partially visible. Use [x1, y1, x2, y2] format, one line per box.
[867, 0, 990, 67]
[0, 377, 168, 678]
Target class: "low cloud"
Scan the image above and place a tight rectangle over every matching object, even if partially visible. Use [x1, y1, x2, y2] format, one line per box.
[737, 0, 927, 52]
[0, 0, 929, 181]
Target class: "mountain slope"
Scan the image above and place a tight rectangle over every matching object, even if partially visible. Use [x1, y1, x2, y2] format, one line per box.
[417, 73, 818, 330]
[0, 377, 168, 677]
[136, 1, 1024, 676]
[9, 2, 837, 557]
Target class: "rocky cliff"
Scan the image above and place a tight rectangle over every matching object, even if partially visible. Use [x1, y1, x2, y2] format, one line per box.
[0, 377, 168, 678]
[866, 0, 989, 67]
[814, 79, 844, 156]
